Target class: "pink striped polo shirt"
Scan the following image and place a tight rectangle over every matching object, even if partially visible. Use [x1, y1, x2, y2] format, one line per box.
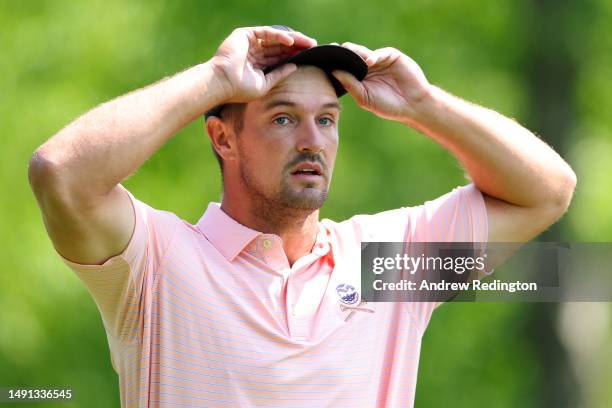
[58, 183, 487, 407]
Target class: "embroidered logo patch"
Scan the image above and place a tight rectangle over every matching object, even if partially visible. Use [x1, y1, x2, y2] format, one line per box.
[336, 283, 359, 305]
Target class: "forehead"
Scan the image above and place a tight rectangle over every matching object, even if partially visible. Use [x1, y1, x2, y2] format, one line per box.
[249, 66, 339, 113]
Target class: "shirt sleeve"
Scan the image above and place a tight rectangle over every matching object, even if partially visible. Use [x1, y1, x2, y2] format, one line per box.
[56, 184, 181, 345]
[403, 183, 488, 329]
[346, 183, 488, 243]
[406, 183, 488, 243]
[348, 183, 488, 332]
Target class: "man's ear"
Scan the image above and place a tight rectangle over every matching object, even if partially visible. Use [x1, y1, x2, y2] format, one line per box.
[205, 117, 237, 162]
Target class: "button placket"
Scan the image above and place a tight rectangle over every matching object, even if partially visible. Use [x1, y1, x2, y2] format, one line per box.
[285, 273, 309, 340]
[284, 225, 333, 341]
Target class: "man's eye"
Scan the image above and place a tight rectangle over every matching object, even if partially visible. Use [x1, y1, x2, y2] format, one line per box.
[319, 117, 334, 126]
[274, 117, 290, 125]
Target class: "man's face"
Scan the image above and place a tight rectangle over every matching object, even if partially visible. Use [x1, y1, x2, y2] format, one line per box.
[233, 66, 340, 211]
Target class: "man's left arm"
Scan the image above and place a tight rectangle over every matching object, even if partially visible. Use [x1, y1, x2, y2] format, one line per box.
[332, 43, 577, 243]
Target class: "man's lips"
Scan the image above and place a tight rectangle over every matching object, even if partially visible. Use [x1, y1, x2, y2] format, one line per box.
[290, 172, 323, 181]
[290, 161, 323, 176]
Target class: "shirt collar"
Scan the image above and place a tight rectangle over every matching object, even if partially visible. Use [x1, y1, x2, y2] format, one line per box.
[196, 203, 261, 261]
[196, 202, 333, 262]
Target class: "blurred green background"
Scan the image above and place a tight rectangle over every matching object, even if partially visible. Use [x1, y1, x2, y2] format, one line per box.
[2, 0, 611, 407]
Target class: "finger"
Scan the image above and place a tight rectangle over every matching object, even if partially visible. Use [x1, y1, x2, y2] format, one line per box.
[259, 38, 311, 52]
[250, 27, 317, 49]
[286, 31, 317, 48]
[260, 35, 316, 50]
[251, 27, 296, 46]
[264, 63, 298, 91]
[341, 42, 376, 66]
[331, 70, 367, 104]
[253, 43, 297, 57]
[371, 47, 395, 64]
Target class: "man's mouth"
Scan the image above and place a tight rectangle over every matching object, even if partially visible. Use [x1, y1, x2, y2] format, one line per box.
[290, 162, 324, 179]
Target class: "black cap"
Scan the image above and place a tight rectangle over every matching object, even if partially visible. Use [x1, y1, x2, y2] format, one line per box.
[204, 25, 368, 120]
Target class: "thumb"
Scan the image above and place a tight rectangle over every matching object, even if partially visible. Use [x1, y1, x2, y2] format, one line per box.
[264, 63, 297, 92]
[332, 70, 367, 104]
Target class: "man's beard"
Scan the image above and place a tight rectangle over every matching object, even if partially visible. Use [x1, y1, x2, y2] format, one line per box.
[238, 156, 329, 212]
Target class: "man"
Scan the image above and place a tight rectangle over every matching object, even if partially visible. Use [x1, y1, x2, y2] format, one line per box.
[28, 25, 576, 407]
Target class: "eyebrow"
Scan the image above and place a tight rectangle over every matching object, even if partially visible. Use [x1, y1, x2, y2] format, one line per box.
[263, 99, 341, 112]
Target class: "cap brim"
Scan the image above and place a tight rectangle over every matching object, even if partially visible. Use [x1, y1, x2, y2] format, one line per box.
[205, 44, 368, 120]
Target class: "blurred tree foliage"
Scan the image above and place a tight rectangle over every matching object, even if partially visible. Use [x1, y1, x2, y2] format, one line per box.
[1, 0, 611, 407]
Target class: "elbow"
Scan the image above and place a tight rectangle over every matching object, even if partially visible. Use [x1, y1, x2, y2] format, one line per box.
[27, 148, 69, 203]
[28, 149, 55, 193]
[556, 163, 577, 211]
[543, 163, 577, 222]
[28, 146, 110, 211]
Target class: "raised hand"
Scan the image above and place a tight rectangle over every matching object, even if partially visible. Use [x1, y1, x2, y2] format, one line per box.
[331, 42, 431, 124]
[211, 26, 317, 103]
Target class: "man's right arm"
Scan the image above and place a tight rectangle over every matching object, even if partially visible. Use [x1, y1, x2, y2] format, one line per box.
[27, 26, 316, 265]
[28, 62, 229, 265]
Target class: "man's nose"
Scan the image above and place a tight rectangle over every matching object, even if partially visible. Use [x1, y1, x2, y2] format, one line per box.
[296, 119, 325, 153]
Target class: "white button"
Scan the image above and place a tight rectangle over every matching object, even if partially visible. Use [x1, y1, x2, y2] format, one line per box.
[262, 238, 271, 248]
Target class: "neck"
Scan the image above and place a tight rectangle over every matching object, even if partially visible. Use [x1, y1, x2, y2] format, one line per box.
[220, 196, 320, 266]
